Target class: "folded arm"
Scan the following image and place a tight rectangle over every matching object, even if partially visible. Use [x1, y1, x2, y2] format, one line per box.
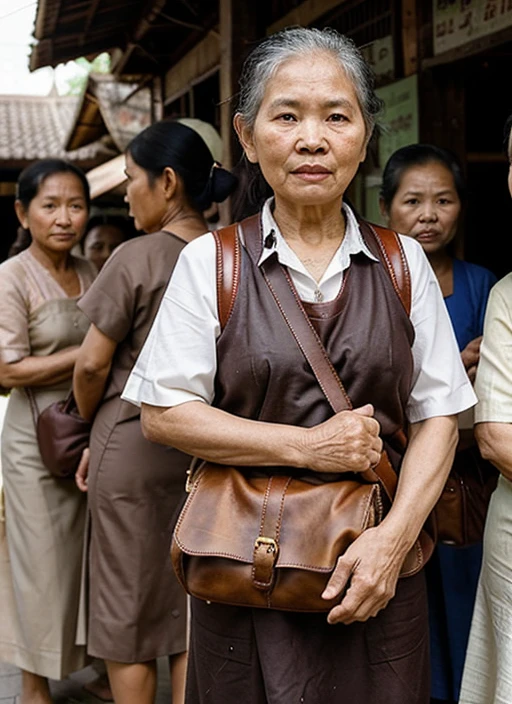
[0, 347, 79, 389]
[141, 400, 383, 474]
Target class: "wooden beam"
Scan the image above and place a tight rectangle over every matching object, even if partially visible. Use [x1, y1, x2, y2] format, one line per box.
[267, 0, 348, 35]
[112, 0, 168, 75]
[163, 32, 221, 105]
[401, 0, 417, 77]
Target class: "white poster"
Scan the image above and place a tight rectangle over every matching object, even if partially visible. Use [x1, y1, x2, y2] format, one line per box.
[434, 0, 512, 55]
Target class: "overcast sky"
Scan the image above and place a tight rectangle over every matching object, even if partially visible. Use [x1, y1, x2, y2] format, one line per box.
[0, 0, 85, 95]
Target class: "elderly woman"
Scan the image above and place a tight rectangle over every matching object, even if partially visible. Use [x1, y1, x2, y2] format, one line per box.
[459, 115, 512, 704]
[123, 28, 475, 703]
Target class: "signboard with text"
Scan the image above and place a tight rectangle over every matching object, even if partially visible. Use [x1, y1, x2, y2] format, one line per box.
[376, 74, 419, 168]
[434, 0, 512, 55]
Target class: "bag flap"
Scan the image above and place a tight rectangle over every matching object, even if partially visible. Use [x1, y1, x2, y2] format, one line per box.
[174, 464, 381, 572]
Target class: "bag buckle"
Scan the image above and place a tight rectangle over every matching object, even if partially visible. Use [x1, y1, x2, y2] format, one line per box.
[252, 536, 279, 591]
[254, 536, 278, 554]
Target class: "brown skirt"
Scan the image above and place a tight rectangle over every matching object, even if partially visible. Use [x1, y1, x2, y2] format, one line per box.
[86, 405, 189, 663]
[186, 570, 429, 704]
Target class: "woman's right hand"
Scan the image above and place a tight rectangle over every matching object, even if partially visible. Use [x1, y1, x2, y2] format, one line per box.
[75, 447, 90, 492]
[303, 404, 382, 474]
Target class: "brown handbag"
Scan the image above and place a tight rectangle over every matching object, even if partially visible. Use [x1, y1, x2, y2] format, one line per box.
[433, 446, 498, 546]
[171, 216, 433, 612]
[26, 388, 91, 479]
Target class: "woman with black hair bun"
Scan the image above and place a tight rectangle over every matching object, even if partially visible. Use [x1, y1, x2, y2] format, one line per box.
[72, 119, 237, 704]
[0, 158, 95, 703]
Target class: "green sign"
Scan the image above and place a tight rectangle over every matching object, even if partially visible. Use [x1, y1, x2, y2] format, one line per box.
[376, 74, 419, 168]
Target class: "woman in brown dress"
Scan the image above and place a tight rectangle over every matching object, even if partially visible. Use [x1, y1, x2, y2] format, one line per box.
[123, 28, 476, 703]
[73, 120, 236, 704]
[0, 159, 95, 703]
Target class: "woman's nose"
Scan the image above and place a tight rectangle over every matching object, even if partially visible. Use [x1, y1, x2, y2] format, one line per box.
[297, 120, 326, 153]
[419, 203, 437, 221]
[55, 206, 72, 225]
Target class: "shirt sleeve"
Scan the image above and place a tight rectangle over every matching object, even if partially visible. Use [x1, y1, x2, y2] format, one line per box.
[0, 264, 30, 364]
[78, 243, 137, 343]
[401, 237, 477, 423]
[474, 275, 512, 423]
[122, 233, 219, 407]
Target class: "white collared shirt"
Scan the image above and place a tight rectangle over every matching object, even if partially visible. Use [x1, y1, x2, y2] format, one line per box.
[123, 199, 476, 423]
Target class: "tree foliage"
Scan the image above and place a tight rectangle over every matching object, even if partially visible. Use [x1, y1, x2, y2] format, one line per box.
[63, 53, 111, 95]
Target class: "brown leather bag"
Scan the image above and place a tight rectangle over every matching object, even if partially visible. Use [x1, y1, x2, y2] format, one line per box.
[434, 446, 498, 546]
[26, 389, 90, 479]
[171, 216, 433, 612]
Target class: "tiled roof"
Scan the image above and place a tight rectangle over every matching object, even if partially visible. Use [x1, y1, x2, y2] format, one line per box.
[0, 94, 116, 168]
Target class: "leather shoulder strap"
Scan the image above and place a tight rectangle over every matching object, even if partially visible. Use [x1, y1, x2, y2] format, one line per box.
[212, 223, 240, 331]
[213, 214, 261, 331]
[364, 222, 411, 317]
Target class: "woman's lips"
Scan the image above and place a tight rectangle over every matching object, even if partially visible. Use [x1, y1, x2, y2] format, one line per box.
[416, 231, 440, 241]
[291, 166, 331, 182]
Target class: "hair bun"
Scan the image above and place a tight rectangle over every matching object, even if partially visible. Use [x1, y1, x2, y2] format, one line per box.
[196, 164, 238, 210]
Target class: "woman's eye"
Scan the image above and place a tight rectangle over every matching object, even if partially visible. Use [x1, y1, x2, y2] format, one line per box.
[278, 114, 296, 122]
[405, 198, 419, 205]
[328, 113, 347, 123]
[43, 203, 55, 210]
[438, 198, 451, 205]
[71, 204, 84, 211]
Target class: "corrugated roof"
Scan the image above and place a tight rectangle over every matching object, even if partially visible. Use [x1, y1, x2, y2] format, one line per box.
[0, 94, 116, 170]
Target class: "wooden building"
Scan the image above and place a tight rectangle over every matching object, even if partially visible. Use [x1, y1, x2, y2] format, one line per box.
[29, 0, 512, 277]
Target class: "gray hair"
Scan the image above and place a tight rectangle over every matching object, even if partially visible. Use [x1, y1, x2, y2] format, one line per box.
[236, 27, 383, 137]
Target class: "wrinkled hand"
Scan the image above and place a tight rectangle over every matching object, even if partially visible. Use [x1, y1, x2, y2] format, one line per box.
[461, 336, 482, 383]
[304, 404, 382, 474]
[322, 525, 405, 625]
[75, 447, 90, 492]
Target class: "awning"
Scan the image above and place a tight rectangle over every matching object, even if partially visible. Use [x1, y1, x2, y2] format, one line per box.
[86, 154, 126, 199]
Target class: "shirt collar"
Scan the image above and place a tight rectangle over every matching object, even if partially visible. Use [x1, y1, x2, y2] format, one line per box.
[257, 197, 378, 271]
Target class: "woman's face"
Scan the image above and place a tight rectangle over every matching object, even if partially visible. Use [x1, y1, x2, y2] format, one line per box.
[235, 51, 368, 209]
[124, 152, 167, 232]
[383, 162, 461, 255]
[83, 224, 125, 270]
[16, 172, 88, 255]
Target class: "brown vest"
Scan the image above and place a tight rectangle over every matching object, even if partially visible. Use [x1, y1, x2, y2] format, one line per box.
[214, 215, 414, 464]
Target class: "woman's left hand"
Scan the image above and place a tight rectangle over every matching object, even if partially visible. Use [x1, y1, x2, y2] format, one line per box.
[321, 524, 405, 625]
[75, 447, 90, 492]
[461, 335, 482, 382]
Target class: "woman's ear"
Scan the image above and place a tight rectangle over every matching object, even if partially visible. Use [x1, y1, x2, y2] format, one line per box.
[14, 200, 28, 229]
[161, 167, 179, 200]
[233, 114, 258, 164]
[379, 197, 389, 223]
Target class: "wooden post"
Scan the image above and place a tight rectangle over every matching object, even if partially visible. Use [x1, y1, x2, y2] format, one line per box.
[218, 0, 262, 222]
[401, 0, 418, 77]
[219, 0, 233, 170]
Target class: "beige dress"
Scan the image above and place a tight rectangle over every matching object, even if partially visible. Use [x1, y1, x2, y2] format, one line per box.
[0, 249, 95, 679]
[459, 274, 512, 704]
